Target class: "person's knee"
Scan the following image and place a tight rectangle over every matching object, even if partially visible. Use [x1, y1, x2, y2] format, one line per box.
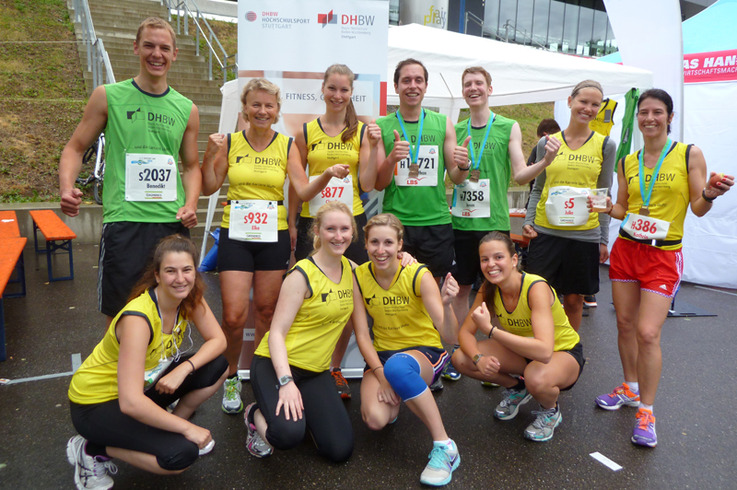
[266, 419, 305, 450]
[361, 406, 387, 431]
[222, 307, 248, 331]
[319, 434, 353, 463]
[383, 353, 426, 401]
[636, 327, 661, 347]
[157, 440, 198, 471]
[254, 299, 276, 323]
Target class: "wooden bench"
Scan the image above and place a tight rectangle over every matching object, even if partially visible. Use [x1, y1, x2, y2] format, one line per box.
[0, 210, 26, 298]
[0, 237, 27, 361]
[510, 233, 530, 248]
[29, 209, 76, 282]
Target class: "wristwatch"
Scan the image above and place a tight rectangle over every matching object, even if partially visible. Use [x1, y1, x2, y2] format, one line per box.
[472, 353, 484, 365]
[278, 375, 294, 387]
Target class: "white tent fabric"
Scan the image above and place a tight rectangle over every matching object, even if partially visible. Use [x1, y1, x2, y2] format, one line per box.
[386, 24, 652, 124]
[600, 0, 737, 288]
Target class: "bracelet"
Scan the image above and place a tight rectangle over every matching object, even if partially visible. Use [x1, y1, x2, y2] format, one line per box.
[702, 189, 716, 203]
[185, 359, 196, 375]
[489, 325, 497, 339]
[372, 366, 384, 374]
[457, 165, 471, 171]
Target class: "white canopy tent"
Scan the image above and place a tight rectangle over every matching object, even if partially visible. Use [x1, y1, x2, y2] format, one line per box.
[202, 23, 654, 260]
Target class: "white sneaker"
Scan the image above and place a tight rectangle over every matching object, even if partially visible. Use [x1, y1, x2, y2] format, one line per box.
[66, 435, 117, 490]
[419, 440, 460, 486]
[221, 375, 243, 414]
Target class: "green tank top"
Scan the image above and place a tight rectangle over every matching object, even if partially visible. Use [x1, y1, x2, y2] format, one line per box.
[377, 109, 450, 226]
[452, 114, 515, 231]
[102, 79, 192, 223]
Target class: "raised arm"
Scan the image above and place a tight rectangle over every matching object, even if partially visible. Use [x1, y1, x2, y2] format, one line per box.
[59, 85, 108, 217]
[287, 140, 349, 202]
[357, 121, 383, 192]
[200, 133, 228, 196]
[375, 129, 408, 191]
[688, 145, 733, 216]
[445, 117, 470, 185]
[419, 271, 458, 345]
[511, 124, 560, 185]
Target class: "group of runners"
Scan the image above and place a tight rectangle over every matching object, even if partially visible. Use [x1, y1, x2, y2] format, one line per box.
[58, 16, 734, 490]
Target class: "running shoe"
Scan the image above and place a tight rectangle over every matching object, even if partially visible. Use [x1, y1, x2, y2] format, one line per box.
[481, 381, 500, 387]
[66, 435, 117, 490]
[494, 387, 532, 420]
[441, 349, 462, 381]
[419, 440, 460, 486]
[244, 403, 273, 458]
[430, 377, 444, 392]
[583, 295, 598, 308]
[595, 383, 640, 410]
[198, 439, 215, 456]
[524, 405, 562, 442]
[222, 375, 244, 414]
[631, 408, 657, 447]
[331, 368, 352, 399]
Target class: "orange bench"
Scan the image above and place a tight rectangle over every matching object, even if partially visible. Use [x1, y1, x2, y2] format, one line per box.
[0, 210, 25, 298]
[510, 233, 529, 248]
[29, 209, 77, 282]
[0, 237, 27, 361]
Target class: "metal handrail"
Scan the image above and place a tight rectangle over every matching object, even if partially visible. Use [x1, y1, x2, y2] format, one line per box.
[70, 0, 116, 88]
[161, 0, 237, 83]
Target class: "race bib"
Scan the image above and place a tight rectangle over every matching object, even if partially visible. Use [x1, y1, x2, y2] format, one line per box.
[125, 153, 177, 201]
[621, 213, 670, 241]
[394, 146, 439, 187]
[451, 179, 490, 218]
[308, 175, 353, 216]
[545, 186, 589, 226]
[143, 357, 172, 392]
[229, 200, 278, 242]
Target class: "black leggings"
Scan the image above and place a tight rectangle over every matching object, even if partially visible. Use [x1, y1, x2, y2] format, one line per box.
[250, 355, 353, 463]
[70, 355, 227, 471]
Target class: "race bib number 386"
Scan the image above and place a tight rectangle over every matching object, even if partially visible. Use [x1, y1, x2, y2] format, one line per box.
[125, 153, 178, 201]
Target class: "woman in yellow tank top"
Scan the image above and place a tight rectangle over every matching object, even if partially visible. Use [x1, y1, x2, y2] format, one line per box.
[452, 232, 584, 443]
[594, 89, 733, 447]
[66, 235, 227, 488]
[200, 78, 350, 415]
[291, 64, 385, 399]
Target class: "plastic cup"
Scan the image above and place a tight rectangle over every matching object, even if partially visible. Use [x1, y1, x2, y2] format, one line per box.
[590, 188, 608, 211]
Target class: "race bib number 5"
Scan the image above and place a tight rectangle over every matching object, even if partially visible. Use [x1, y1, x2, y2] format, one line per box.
[229, 200, 278, 242]
[621, 213, 670, 241]
[394, 146, 439, 187]
[125, 153, 177, 201]
[308, 175, 353, 216]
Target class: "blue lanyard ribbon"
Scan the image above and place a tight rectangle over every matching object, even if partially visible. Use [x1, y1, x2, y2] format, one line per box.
[467, 111, 494, 171]
[637, 139, 671, 208]
[396, 109, 424, 164]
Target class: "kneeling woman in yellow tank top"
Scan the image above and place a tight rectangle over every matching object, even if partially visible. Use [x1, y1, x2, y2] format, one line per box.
[353, 213, 461, 487]
[452, 232, 584, 443]
[67, 235, 227, 488]
[244, 202, 360, 463]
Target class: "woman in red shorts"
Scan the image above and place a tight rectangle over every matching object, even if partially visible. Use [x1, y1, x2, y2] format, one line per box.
[594, 89, 733, 447]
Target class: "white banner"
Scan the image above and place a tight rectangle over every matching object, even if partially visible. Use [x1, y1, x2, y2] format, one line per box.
[603, 0, 683, 139]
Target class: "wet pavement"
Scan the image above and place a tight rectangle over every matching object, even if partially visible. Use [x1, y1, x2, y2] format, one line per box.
[1, 242, 736, 488]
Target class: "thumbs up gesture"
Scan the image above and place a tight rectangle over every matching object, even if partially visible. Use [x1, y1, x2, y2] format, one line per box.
[389, 129, 410, 164]
[454, 135, 471, 170]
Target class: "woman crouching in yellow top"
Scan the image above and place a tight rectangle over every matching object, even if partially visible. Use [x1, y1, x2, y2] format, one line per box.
[452, 232, 583, 443]
[353, 213, 460, 487]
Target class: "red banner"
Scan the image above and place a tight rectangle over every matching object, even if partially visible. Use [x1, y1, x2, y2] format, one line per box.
[684, 49, 737, 83]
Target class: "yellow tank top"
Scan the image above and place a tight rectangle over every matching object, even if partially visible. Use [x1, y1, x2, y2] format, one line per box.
[68, 289, 188, 404]
[254, 256, 354, 372]
[223, 130, 290, 230]
[535, 130, 608, 231]
[301, 119, 366, 217]
[589, 98, 618, 136]
[490, 273, 579, 351]
[354, 262, 443, 352]
[622, 141, 690, 250]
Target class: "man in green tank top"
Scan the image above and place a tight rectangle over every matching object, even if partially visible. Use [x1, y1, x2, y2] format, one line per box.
[450, 66, 557, 322]
[59, 17, 201, 321]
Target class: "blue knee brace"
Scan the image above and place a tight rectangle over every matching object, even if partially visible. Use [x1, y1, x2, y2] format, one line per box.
[383, 353, 427, 401]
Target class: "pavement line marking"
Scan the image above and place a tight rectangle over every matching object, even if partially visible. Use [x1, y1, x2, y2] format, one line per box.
[0, 353, 82, 386]
[695, 285, 737, 297]
[590, 452, 622, 471]
[71, 353, 82, 372]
